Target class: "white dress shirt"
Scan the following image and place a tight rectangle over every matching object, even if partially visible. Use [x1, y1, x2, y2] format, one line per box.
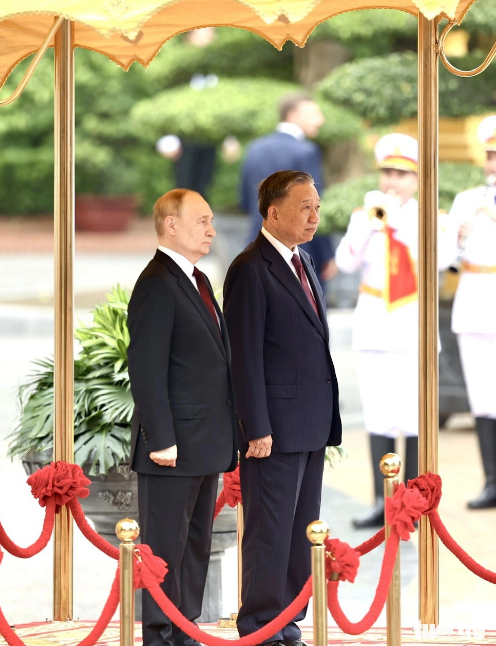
[260, 227, 316, 299]
[276, 121, 305, 141]
[158, 245, 199, 291]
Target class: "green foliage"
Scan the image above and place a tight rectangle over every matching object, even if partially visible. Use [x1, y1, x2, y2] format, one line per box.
[145, 28, 294, 88]
[310, 10, 417, 58]
[457, 0, 496, 35]
[319, 163, 486, 233]
[132, 78, 362, 146]
[8, 286, 133, 475]
[319, 51, 496, 125]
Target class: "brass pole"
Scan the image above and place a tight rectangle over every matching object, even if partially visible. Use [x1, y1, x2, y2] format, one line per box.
[380, 453, 402, 646]
[418, 14, 440, 627]
[116, 519, 140, 646]
[237, 502, 244, 611]
[53, 18, 75, 622]
[306, 520, 329, 646]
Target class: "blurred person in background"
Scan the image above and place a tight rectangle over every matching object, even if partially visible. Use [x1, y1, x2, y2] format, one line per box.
[241, 92, 337, 294]
[336, 133, 453, 529]
[448, 115, 496, 510]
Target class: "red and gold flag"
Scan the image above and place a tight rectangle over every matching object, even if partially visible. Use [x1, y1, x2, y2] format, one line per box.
[384, 226, 417, 310]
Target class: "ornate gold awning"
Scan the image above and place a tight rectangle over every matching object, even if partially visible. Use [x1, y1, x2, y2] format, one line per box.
[0, 0, 478, 90]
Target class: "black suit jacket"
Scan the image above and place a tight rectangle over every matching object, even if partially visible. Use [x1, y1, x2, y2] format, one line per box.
[127, 250, 237, 476]
[223, 233, 342, 453]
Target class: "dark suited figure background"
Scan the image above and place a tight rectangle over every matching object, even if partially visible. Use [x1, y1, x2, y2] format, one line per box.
[127, 188, 237, 646]
[224, 170, 342, 646]
[241, 92, 337, 293]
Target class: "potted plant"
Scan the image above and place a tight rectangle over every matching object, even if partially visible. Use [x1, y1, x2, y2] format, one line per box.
[8, 286, 136, 537]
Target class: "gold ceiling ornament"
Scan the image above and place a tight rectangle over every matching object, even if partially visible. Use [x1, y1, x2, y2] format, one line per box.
[0, 0, 479, 91]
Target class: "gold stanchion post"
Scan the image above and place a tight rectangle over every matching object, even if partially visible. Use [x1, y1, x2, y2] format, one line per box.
[53, 18, 75, 623]
[116, 519, 140, 646]
[381, 453, 402, 646]
[306, 520, 329, 646]
[418, 14, 440, 627]
[218, 502, 243, 628]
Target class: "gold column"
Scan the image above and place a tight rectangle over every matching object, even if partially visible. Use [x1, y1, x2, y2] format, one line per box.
[116, 519, 140, 646]
[53, 18, 75, 622]
[237, 502, 244, 611]
[306, 521, 329, 646]
[418, 15, 440, 626]
[381, 454, 402, 646]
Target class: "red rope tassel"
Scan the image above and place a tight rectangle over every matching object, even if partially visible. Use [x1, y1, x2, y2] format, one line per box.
[328, 530, 400, 634]
[0, 498, 56, 558]
[429, 510, 496, 584]
[213, 490, 226, 520]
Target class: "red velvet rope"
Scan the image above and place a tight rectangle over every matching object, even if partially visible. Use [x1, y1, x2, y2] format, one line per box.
[429, 510, 496, 584]
[140, 561, 312, 646]
[68, 500, 119, 560]
[0, 498, 56, 558]
[0, 564, 119, 646]
[354, 528, 385, 556]
[327, 529, 400, 635]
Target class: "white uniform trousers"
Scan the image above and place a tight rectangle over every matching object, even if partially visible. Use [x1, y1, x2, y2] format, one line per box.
[356, 350, 418, 438]
[457, 333, 496, 419]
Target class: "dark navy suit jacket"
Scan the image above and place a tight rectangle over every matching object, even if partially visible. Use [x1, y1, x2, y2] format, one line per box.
[240, 130, 334, 284]
[223, 233, 342, 453]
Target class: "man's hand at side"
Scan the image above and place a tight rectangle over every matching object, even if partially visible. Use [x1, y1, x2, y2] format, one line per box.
[246, 435, 272, 459]
[150, 445, 177, 467]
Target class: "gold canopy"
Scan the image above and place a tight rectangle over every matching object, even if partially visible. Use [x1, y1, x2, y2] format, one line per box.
[0, 0, 478, 90]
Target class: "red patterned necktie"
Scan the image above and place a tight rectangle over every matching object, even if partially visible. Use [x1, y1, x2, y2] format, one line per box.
[291, 254, 319, 317]
[193, 267, 221, 333]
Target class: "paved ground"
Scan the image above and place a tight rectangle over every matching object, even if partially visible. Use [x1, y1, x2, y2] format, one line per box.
[1, 227, 495, 635]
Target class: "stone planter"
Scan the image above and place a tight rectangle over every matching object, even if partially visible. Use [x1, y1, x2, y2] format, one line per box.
[75, 195, 137, 232]
[21, 453, 236, 622]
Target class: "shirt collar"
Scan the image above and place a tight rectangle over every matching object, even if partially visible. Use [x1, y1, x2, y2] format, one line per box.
[276, 122, 306, 141]
[158, 245, 195, 279]
[260, 227, 299, 264]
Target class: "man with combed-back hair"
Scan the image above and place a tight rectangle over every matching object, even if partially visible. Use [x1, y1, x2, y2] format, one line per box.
[127, 188, 237, 646]
[224, 170, 342, 646]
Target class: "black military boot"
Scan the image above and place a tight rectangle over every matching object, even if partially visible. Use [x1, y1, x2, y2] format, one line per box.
[404, 435, 418, 485]
[467, 417, 496, 510]
[352, 434, 395, 529]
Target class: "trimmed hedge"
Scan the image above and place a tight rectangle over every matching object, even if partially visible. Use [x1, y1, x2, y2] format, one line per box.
[319, 51, 496, 125]
[319, 162, 486, 233]
[132, 78, 362, 146]
[144, 29, 294, 88]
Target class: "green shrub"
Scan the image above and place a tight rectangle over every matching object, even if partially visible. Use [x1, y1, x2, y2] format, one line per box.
[319, 162, 486, 233]
[319, 50, 496, 125]
[145, 28, 294, 88]
[132, 78, 362, 146]
[310, 9, 417, 58]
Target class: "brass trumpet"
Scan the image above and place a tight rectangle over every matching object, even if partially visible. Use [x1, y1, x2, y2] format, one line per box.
[368, 205, 388, 231]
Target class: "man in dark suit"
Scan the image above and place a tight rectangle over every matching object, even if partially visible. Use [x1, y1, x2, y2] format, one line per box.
[127, 188, 237, 646]
[241, 93, 337, 291]
[224, 170, 342, 646]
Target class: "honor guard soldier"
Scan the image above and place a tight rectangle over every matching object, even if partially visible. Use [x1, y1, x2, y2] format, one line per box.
[336, 133, 452, 529]
[449, 115, 496, 509]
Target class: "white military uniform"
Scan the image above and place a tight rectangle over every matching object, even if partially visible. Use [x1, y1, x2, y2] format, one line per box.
[450, 185, 496, 418]
[336, 197, 420, 438]
[336, 135, 453, 439]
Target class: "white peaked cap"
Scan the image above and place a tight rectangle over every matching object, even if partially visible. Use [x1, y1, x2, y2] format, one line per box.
[375, 133, 418, 173]
[477, 115, 496, 151]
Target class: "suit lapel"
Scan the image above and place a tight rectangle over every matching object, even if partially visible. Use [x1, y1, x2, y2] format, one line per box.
[256, 234, 326, 340]
[154, 251, 227, 360]
[300, 252, 329, 345]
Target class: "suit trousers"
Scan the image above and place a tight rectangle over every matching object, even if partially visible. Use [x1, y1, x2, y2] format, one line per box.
[237, 448, 326, 643]
[138, 472, 219, 646]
